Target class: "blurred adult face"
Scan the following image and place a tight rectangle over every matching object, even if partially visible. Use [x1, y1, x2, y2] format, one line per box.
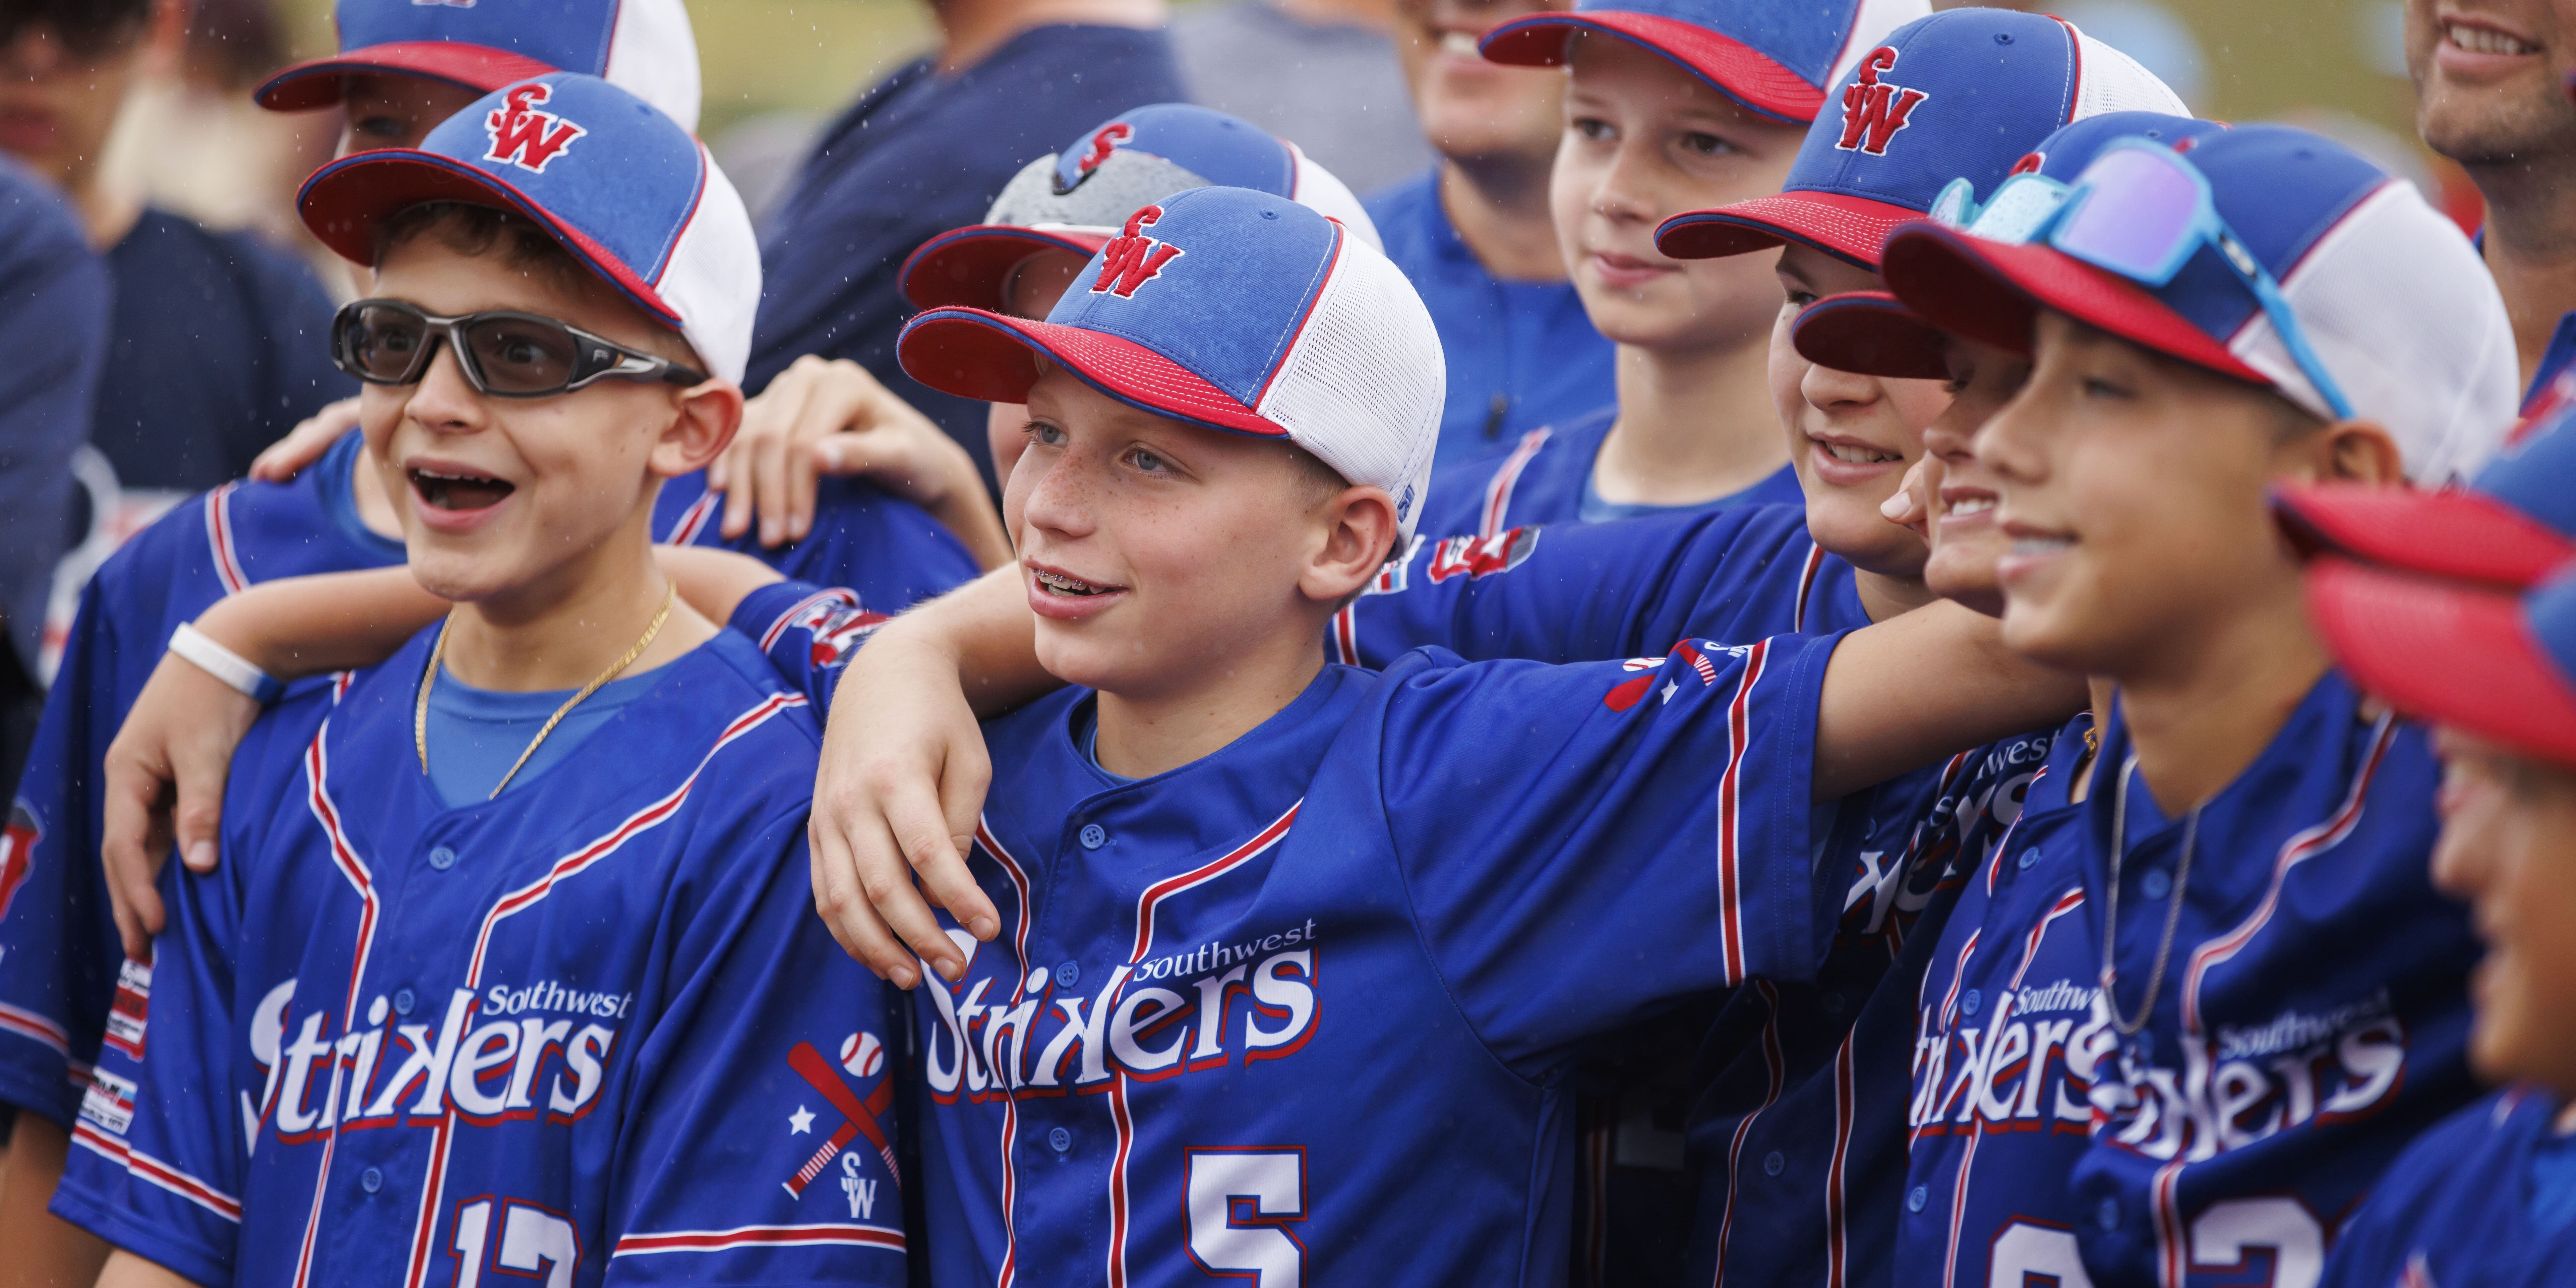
[2431, 730, 2576, 1092]
[0, 13, 146, 187]
[2408, 0, 2576, 168]
[1391, 0, 1565, 166]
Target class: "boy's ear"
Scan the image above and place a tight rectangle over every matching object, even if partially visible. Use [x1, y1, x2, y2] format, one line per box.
[649, 380, 747, 480]
[2311, 419, 2407, 488]
[1301, 486, 1401, 607]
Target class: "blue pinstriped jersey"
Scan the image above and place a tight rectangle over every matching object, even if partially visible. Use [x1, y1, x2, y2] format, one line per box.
[50, 629, 908, 1288]
[2319, 1086, 2576, 1288]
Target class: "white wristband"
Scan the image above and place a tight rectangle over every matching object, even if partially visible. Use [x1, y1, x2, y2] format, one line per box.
[170, 622, 285, 704]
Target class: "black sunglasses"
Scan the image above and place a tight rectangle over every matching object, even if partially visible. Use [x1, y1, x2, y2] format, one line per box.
[331, 299, 707, 398]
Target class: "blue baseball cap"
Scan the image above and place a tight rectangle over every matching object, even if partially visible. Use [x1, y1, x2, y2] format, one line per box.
[2308, 557, 2576, 771]
[1872, 122, 2516, 483]
[899, 103, 1378, 312]
[1479, 0, 1926, 123]
[297, 73, 758, 384]
[897, 186, 1445, 539]
[257, 0, 701, 134]
[2275, 394, 2576, 591]
[1789, 110, 2221, 377]
[1655, 10, 2185, 267]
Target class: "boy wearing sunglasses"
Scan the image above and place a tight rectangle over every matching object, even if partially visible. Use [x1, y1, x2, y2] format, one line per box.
[1832, 123, 2515, 1285]
[48, 75, 909, 1288]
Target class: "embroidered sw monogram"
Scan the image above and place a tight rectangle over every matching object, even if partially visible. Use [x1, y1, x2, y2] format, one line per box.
[1091, 205, 1186, 299]
[1836, 47, 1929, 157]
[1078, 123, 1133, 177]
[484, 84, 587, 174]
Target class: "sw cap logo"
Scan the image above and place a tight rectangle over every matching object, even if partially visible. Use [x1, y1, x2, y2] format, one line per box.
[484, 83, 586, 174]
[1836, 47, 1929, 157]
[1091, 205, 1186, 299]
[1058, 122, 1135, 193]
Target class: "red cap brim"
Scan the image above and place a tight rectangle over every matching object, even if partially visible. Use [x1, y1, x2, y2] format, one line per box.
[1791, 290, 1949, 379]
[2273, 483, 2576, 590]
[2307, 557, 2576, 768]
[1880, 223, 2272, 388]
[1656, 191, 1919, 266]
[297, 149, 682, 327]
[255, 42, 556, 113]
[1480, 12, 1822, 122]
[897, 307, 1285, 437]
[898, 225, 1115, 311]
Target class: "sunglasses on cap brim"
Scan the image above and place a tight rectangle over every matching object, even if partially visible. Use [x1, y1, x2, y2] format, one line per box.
[331, 299, 707, 399]
[1926, 139, 2357, 420]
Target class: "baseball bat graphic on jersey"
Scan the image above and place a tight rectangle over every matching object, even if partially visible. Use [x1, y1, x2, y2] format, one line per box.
[786, 1040, 899, 1194]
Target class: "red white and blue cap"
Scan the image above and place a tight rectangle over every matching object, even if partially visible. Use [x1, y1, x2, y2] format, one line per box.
[1479, 0, 1925, 123]
[1876, 122, 2516, 484]
[898, 186, 1444, 539]
[256, 0, 701, 134]
[899, 103, 1378, 312]
[296, 73, 757, 384]
[1790, 111, 2221, 378]
[1655, 10, 2183, 267]
[2306, 557, 2576, 771]
[2275, 394, 2576, 591]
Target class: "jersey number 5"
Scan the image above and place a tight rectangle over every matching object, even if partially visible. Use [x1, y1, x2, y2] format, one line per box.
[1185, 1147, 1307, 1287]
[454, 1197, 580, 1287]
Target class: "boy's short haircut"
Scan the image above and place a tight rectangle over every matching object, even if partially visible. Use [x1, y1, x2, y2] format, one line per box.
[0, 0, 151, 54]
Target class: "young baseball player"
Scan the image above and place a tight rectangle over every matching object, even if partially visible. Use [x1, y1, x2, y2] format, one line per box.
[1375, 0, 1618, 467]
[1400, 0, 1927, 540]
[2283, 411, 2576, 1288]
[49, 74, 910, 1288]
[1840, 121, 2516, 1285]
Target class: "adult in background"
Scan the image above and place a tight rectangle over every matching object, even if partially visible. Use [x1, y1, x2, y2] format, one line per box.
[1171, 0, 1432, 195]
[2410, 0, 2576, 396]
[1373, 0, 1614, 468]
[750, 0, 1182, 489]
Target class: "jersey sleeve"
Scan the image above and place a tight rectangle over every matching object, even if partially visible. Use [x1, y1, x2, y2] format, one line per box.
[602, 797, 908, 1285]
[45, 699, 324, 1285]
[0, 190, 105, 658]
[728, 580, 883, 722]
[753, 477, 979, 612]
[1375, 634, 1843, 1077]
[1333, 507, 1799, 669]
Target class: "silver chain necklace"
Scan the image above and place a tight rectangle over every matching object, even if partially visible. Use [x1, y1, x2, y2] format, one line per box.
[2099, 756, 2202, 1036]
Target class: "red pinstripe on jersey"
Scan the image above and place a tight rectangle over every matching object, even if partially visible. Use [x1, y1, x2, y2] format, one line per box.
[1480, 427, 1553, 537]
[1130, 802, 1300, 962]
[204, 482, 248, 595]
[974, 816, 1036, 1288]
[71, 1122, 242, 1222]
[291, 722, 383, 1288]
[1715, 640, 1772, 981]
[611, 1222, 905, 1256]
[1826, 1028, 1859, 1288]
[0, 999, 67, 1054]
[399, 691, 808, 1288]
[758, 588, 861, 652]
[1792, 543, 1826, 633]
[662, 489, 719, 546]
[1710, 980, 1787, 1286]
[1938, 887, 2086, 1288]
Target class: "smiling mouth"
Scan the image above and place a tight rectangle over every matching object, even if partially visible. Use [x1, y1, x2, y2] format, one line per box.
[1817, 440, 1902, 466]
[2010, 534, 2073, 556]
[410, 467, 515, 512]
[1946, 495, 1995, 517]
[1033, 568, 1117, 598]
[1440, 30, 1480, 56]
[2447, 20, 2539, 55]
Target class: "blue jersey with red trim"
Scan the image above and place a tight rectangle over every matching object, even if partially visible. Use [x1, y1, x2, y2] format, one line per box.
[49, 628, 909, 1288]
[739, 584, 1846, 1285]
[1328, 504, 1863, 672]
[0, 440, 974, 1131]
[2065, 676, 2478, 1288]
[2318, 1086, 2576, 1288]
[1409, 406, 1804, 548]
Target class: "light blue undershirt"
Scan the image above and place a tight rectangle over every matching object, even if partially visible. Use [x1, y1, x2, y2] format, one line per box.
[422, 664, 667, 807]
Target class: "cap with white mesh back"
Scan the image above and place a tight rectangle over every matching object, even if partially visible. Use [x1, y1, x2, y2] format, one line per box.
[256, 0, 701, 133]
[1655, 10, 2186, 267]
[1479, 0, 1930, 124]
[1877, 122, 2517, 485]
[894, 186, 1444, 538]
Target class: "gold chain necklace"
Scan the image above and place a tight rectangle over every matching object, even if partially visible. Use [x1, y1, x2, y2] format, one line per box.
[415, 583, 676, 800]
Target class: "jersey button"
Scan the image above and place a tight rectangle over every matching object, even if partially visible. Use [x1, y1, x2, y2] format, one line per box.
[2140, 867, 2172, 900]
[393, 988, 416, 1016]
[1961, 988, 1982, 1017]
[360, 1167, 383, 1194]
[2096, 1197, 2120, 1230]
[1055, 961, 1080, 989]
[1078, 824, 1107, 851]
[1049, 1127, 1073, 1153]
[2018, 848, 2040, 871]
[1907, 1185, 1927, 1213]
[1762, 1151, 1784, 1177]
[428, 846, 457, 871]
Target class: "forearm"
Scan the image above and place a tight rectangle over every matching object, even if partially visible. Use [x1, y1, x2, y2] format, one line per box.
[1813, 602, 2086, 801]
[190, 567, 445, 678]
[655, 545, 785, 625]
[924, 487, 1013, 572]
[93, 1250, 192, 1288]
[879, 563, 1057, 719]
[0, 1116, 112, 1288]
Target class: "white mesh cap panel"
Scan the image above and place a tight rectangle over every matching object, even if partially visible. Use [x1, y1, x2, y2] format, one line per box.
[606, 0, 703, 134]
[658, 146, 762, 385]
[2227, 180, 2517, 485]
[2070, 27, 2189, 119]
[1254, 233, 1446, 539]
[1826, 0, 1935, 96]
[1286, 143, 1382, 251]
[987, 151, 1214, 229]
